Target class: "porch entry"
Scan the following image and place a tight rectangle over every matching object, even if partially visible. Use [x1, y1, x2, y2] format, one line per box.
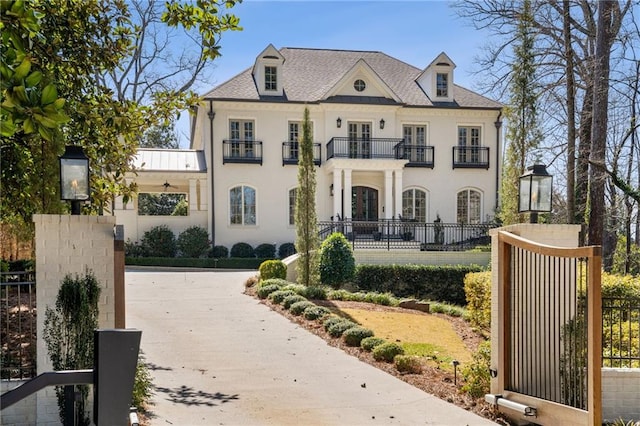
[352, 186, 378, 234]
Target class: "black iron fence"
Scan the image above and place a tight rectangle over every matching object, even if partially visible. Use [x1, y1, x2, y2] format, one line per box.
[1, 270, 37, 379]
[326, 137, 405, 160]
[318, 219, 494, 251]
[281, 141, 321, 166]
[222, 140, 263, 164]
[452, 146, 490, 169]
[602, 297, 640, 368]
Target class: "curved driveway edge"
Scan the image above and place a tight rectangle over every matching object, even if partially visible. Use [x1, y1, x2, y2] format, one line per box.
[126, 270, 497, 425]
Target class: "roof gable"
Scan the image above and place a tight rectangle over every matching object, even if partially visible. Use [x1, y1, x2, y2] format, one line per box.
[322, 58, 401, 103]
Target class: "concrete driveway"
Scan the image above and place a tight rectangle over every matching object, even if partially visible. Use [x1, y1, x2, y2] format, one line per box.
[125, 269, 497, 425]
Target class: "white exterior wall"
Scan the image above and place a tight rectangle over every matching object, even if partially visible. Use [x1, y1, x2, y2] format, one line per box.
[200, 101, 501, 249]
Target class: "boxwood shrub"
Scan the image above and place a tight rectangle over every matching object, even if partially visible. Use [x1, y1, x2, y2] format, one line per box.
[268, 289, 298, 305]
[361, 337, 386, 352]
[354, 264, 485, 306]
[464, 271, 491, 330]
[140, 225, 176, 258]
[282, 294, 307, 310]
[300, 285, 327, 300]
[256, 284, 281, 299]
[278, 242, 296, 259]
[231, 242, 255, 258]
[395, 355, 423, 374]
[303, 306, 331, 321]
[255, 243, 276, 259]
[323, 316, 346, 331]
[259, 259, 287, 280]
[327, 319, 358, 338]
[209, 245, 229, 258]
[342, 326, 374, 347]
[176, 226, 210, 258]
[372, 342, 405, 362]
[289, 300, 316, 316]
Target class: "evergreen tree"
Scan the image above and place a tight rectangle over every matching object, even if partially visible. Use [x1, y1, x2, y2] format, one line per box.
[498, 0, 542, 225]
[295, 107, 320, 286]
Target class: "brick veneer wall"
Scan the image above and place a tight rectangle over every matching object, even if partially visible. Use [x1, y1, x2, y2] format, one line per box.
[0, 380, 36, 425]
[32, 214, 116, 425]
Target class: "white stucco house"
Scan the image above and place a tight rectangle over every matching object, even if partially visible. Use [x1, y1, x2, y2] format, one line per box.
[115, 45, 503, 250]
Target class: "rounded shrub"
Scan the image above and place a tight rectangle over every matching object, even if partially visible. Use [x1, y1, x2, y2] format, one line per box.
[209, 245, 229, 258]
[323, 315, 345, 331]
[300, 285, 327, 300]
[259, 278, 290, 288]
[176, 226, 210, 258]
[282, 294, 307, 310]
[268, 289, 297, 305]
[303, 306, 331, 321]
[255, 243, 276, 259]
[259, 259, 287, 280]
[361, 336, 387, 352]
[343, 326, 374, 347]
[395, 355, 423, 374]
[327, 319, 359, 338]
[372, 342, 405, 362]
[230, 242, 255, 258]
[257, 284, 281, 299]
[140, 225, 176, 257]
[282, 283, 306, 295]
[319, 232, 356, 288]
[290, 300, 316, 316]
[278, 242, 296, 259]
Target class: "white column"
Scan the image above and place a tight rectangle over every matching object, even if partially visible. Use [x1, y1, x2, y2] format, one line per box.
[189, 178, 198, 211]
[333, 170, 342, 220]
[384, 170, 393, 219]
[394, 170, 403, 219]
[343, 169, 352, 219]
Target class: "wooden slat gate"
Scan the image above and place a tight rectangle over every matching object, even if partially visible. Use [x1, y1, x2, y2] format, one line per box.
[493, 231, 602, 425]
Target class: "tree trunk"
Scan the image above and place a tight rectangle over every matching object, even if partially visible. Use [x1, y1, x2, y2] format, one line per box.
[563, 0, 577, 224]
[588, 0, 615, 247]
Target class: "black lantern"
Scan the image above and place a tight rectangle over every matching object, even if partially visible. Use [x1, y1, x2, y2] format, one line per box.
[59, 145, 90, 215]
[336, 117, 342, 128]
[518, 164, 552, 223]
[379, 118, 385, 129]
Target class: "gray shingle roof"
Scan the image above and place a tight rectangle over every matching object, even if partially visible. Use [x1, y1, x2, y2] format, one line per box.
[203, 47, 501, 109]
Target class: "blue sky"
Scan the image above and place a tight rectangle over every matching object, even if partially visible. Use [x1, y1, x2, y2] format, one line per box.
[176, 0, 494, 145]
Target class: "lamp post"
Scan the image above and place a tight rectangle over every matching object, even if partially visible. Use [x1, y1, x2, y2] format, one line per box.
[518, 164, 553, 223]
[59, 145, 90, 215]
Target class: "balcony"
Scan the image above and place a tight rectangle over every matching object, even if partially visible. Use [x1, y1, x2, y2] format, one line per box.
[282, 142, 321, 166]
[223, 140, 263, 165]
[401, 145, 435, 168]
[327, 137, 405, 160]
[452, 146, 490, 169]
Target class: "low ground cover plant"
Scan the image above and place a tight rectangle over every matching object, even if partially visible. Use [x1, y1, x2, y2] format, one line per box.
[303, 306, 331, 321]
[268, 289, 298, 305]
[360, 336, 387, 352]
[290, 300, 316, 316]
[394, 355, 423, 374]
[282, 294, 307, 310]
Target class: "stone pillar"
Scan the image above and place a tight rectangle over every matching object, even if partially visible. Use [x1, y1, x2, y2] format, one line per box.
[33, 214, 116, 424]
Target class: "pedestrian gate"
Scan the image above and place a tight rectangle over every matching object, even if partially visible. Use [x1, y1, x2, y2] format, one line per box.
[488, 231, 602, 425]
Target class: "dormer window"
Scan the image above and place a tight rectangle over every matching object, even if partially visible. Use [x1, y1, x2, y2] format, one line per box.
[436, 73, 448, 97]
[265, 66, 277, 91]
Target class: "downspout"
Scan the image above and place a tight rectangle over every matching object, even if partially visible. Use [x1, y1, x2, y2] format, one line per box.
[494, 110, 503, 214]
[207, 100, 216, 247]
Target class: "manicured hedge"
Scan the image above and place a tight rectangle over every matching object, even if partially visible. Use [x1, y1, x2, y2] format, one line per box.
[125, 257, 268, 269]
[354, 264, 486, 306]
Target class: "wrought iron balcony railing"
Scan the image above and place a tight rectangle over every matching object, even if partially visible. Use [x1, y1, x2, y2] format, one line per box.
[452, 146, 490, 169]
[327, 137, 405, 160]
[223, 140, 263, 165]
[318, 219, 495, 251]
[401, 145, 435, 168]
[281, 142, 321, 166]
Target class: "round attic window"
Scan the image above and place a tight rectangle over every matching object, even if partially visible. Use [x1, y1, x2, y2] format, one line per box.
[354, 79, 366, 92]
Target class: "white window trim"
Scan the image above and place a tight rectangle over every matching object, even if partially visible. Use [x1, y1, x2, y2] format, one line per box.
[455, 187, 483, 224]
[402, 187, 429, 222]
[228, 184, 258, 227]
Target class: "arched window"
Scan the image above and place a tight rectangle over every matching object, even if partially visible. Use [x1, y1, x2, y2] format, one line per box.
[288, 188, 297, 226]
[402, 188, 427, 222]
[230, 185, 256, 225]
[456, 189, 481, 224]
